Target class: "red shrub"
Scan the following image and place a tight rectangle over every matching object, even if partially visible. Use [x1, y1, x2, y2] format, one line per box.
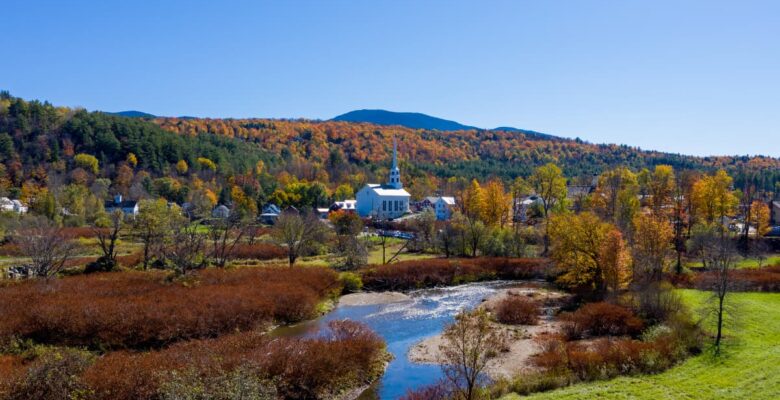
[0, 267, 339, 349]
[534, 333, 694, 382]
[560, 302, 644, 339]
[59, 227, 103, 239]
[495, 295, 540, 325]
[0, 243, 22, 257]
[230, 243, 287, 260]
[83, 320, 386, 400]
[116, 251, 144, 268]
[361, 258, 548, 290]
[401, 382, 450, 400]
[532, 334, 568, 371]
[695, 265, 780, 292]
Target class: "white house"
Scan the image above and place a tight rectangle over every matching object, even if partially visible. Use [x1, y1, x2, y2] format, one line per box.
[104, 195, 139, 217]
[0, 197, 27, 214]
[356, 138, 411, 219]
[429, 196, 455, 220]
[331, 199, 357, 213]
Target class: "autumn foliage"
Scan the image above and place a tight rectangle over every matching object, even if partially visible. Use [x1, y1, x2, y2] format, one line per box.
[533, 333, 694, 381]
[229, 243, 287, 260]
[494, 295, 541, 325]
[361, 258, 549, 291]
[694, 265, 780, 292]
[0, 321, 386, 400]
[559, 302, 644, 340]
[0, 267, 339, 349]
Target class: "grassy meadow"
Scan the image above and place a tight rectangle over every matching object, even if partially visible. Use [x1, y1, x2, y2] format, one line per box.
[502, 290, 780, 400]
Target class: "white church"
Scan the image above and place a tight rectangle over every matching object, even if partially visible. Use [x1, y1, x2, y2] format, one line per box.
[356, 139, 411, 219]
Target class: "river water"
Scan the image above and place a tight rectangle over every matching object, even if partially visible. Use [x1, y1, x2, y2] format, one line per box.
[271, 281, 517, 399]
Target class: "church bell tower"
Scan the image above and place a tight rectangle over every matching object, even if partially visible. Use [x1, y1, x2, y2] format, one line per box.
[387, 137, 402, 189]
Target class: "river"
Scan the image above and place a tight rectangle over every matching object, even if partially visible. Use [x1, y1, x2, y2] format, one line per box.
[270, 281, 518, 399]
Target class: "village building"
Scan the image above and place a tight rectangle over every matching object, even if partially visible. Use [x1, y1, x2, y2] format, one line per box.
[356, 139, 411, 219]
[104, 195, 139, 217]
[330, 199, 357, 213]
[0, 197, 27, 214]
[426, 196, 456, 220]
[259, 203, 281, 224]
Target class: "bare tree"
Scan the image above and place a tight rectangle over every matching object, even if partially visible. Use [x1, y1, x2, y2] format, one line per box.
[439, 309, 501, 400]
[15, 217, 77, 279]
[336, 235, 369, 270]
[134, 199, 184, 270]
[209, 212, 248, 268]
[272, 211, 329, 267]
[697, 232, 737, 355]
[90, 209, 124, 272]
[165, 222, 207, 276]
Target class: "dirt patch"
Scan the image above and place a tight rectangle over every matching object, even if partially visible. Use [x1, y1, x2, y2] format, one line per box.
[339, 291, 411, 306]
[408, 284, 568, 379]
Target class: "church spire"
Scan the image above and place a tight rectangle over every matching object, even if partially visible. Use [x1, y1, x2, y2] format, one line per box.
[387, 137, 402, 189]
[392, 137, 398, 169]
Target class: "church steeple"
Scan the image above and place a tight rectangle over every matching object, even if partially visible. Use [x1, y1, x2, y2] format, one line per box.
[387, 137, 402, 189]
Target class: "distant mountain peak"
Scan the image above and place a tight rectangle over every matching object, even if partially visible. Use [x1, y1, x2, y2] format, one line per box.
[332, 109, 477, 131]
[331, 109, 559, 140]
[109, 110, 156, 118]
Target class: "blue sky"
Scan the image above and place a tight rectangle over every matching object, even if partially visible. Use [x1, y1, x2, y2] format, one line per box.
[3, 1, 779, 157]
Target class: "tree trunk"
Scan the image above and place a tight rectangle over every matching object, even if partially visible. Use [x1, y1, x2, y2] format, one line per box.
[715, 293, 725, 353]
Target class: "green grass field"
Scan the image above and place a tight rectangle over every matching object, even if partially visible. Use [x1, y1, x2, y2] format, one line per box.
[686, 254, 780, 270]
[502, 290, 780, 399]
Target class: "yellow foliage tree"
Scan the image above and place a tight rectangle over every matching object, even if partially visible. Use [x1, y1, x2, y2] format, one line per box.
[691, 169, 738, 226]
[632, 214, 674, 285]
[644, 165, 676, 217]
[126, 153, 138, 168]
[549, 212, 624, 295]
[751, 200, 771, 236]
[334, 183, 354, 201]
[176, 160, 189, 175]
[592, 167, 639, 231]
[196, 157, 217, 172]
[463, 179, 486, 222]
[74, 153, 99, 175]
[600, 228, 633, 292]
[482, 180, 510, 227]
[530, 163, 568, 255]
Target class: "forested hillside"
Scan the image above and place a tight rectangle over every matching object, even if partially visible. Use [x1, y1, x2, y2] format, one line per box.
[0, 91, 778, 223]
[153, 116, 780, 194]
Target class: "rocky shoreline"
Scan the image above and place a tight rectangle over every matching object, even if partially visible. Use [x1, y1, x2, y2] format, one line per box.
[408, 283, 569, 379]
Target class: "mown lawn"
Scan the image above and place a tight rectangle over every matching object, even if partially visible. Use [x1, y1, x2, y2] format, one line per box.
[502, 290, 780, 399]
[686, 254, 780, 270]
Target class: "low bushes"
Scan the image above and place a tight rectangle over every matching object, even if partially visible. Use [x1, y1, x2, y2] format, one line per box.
[490, 301, 702, 398]
[3, 348, 93, 400]
[495, 295, 540, 325]
[0, 267, 339, 349]
[695, 265, 780, 292]
[0, 321, 387, 400]
[83, 320, 386, 400]
[560, 302, 644, 340]
[401, 382, 450, 400]
[229, 243, 287, 260]
[361, 258, 549, 291]
[339, 272, 363, 294]
[532, 327, 697, 383]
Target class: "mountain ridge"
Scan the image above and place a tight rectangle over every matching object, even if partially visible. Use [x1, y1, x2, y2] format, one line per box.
[332, 109, 559, 140]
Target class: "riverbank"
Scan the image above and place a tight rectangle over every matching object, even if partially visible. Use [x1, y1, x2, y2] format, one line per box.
[501, 291, 780, 400]
[408, 283, 570, 379]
